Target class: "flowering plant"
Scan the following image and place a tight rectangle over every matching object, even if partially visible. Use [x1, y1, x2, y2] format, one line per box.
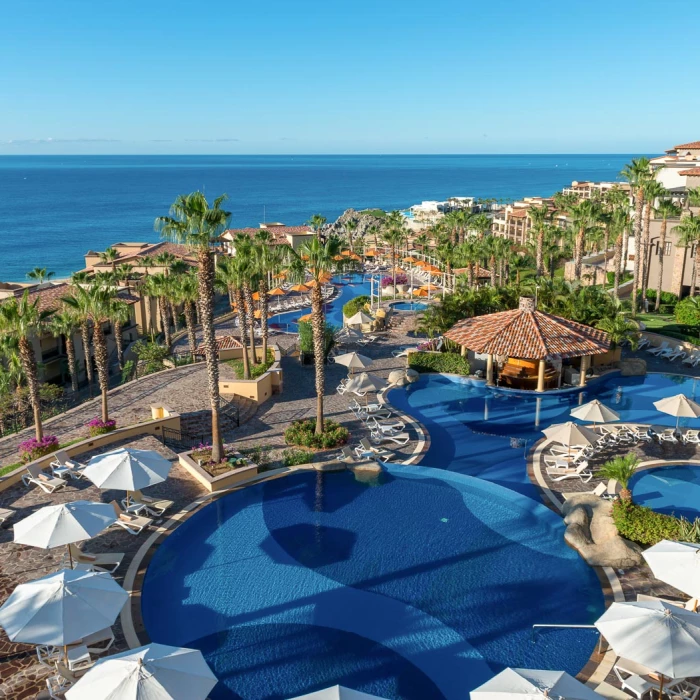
[18, 435, 60, 463]
[381, 274, 408, 288]
[87, 418, 117, 437]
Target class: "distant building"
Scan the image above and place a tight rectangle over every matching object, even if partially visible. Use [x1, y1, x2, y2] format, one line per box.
[491, 197, 568, 246]
[561, 180, 631, 200]
[219, 223, 315, 254]
[651, 141, 700, 191]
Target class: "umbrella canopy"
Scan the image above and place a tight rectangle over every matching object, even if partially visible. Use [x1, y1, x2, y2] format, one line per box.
[420, 283, 440, 291]
[642, 540, 700, 603]
[346, 311, 373, 325]
[542, 421, 600, 447]
[595, 599, 700, 680]
[570, 399, 620, 424]
[470, 667, 603, 700]
[65, 643, 218, 700]
[273, 272, 287, 280]
[423, 264, 442, 273]
[364, 249, 377, 257]
[298, 313, 313, 323]
[0, 569, 128, 646]
[337, 327, 363, 340]
[654, 393, 700, 430]
[345, 372, 386, 395]
[13, 500, 115, 550]
[269, 287, 287, 296]
[413, 260, 428, 268]
[333, 254, 345, 261]
[251, 291, 260, 301]
[412, 288, 429, 297]
[402, 256, 417, 263]
[334, 352, 372, 372]
[84, 448, 172, 492]
[289, 283, 311, 293]
[348, 253, 362, 261]
[289, 685, 387, 700]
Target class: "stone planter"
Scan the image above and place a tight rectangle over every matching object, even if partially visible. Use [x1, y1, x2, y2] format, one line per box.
[178, 449, 258, 493]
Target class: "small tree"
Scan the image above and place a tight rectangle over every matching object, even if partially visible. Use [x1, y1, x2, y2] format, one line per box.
[596, 454, 639, 501]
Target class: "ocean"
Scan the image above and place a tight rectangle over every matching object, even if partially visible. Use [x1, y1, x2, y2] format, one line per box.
[0, 154, 637, 282]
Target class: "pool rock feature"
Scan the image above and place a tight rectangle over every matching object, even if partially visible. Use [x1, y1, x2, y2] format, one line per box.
[562, 495, 643, 568]
[388, 368, 420, 387]
[618, 357, 647, 376]
[406, 368, 419, 384]
[313, 460, 347, 472]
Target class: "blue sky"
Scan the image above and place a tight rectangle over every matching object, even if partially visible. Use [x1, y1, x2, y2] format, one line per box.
[1, 0, 699, 155]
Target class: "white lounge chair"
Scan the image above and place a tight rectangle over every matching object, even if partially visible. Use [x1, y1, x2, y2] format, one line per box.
[683, 350, 700, 366]
[125, 490, 174, 516]
[355, 438, 393, 460]
[109, 501, 153, 535]
[370, 430, 409, 446]
[366, 416, 405, 433]
[663, 345, 685, 360]
[658, 428, 679, 443]
[546, 461, 593, 483]
[636, 337, 650, 350]
[62, 543, 124, 574]
[646, 341, 670, 356]
[629, 425, 653, 442]
[613, 660, 656, 700]
[22, 463, 67, 493]
[683, 429, 700, 444]
[0, 507, 13, 525]
[50, 449, 86, 480]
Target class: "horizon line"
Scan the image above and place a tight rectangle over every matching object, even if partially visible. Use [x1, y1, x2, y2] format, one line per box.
[0, 151, 644, 157]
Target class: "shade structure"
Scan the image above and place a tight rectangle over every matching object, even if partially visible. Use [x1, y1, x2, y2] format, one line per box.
[420, 283, 440, 291]
[345, 372, 386, 395]
[251, 291, 260, 301]
[594, 599, 700, 680]
[470, 667, 603, 700]
[289, 685, 387, 700]
[654, 393, 700, 430]
[333, 254, 345, 261]
[13, 500, 115, 550]
[84, 448, 172, 492]
[334, 352, 372, 373]
[642, 540, 700, 602]
[346, 311, 373, 325]
[337, 327, 362, 340]
[444, 297, 610, 361]
[298, 313, 313, 323]
[402, 256, 417, 263]
[0, 569, 128, 646]
[289, 283, 311, 293]
[364, 249, 377, 257]
[65, 643, 217, 700]
[195, 335, 243, 355]
[412, 288, 429, 297]
[348, 253, 362, 261]
[413, 260, 428, 268]
[391, 266, 407, 274]
[423, 264, 442, 273]
[542, 421, 600, 447]
[273, 272, 287, 280]
[570, 399, 620, 424]
[269, 286, 287, 296]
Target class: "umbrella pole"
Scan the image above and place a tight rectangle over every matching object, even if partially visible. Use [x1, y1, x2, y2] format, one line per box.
[658, 674, 664, 700]
[68, 544, 73, 569]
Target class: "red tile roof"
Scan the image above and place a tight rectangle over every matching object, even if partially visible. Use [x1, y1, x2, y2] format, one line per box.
[222, 225, 312, 246]
[509, 209, 528, 218]
[679, 169, 700, 176]
[444, 298, 610, 360]
[17, 284, 140, 314]
[196, 335, 243, 354]
[674, 141, 700, 150]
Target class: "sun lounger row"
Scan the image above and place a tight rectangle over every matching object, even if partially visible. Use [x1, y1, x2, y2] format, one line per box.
[646, 340, 689, 362]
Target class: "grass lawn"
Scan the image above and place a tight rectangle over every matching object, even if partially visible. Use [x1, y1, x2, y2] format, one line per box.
[224, 350, 276, 380]
[640, 312, 700, 344]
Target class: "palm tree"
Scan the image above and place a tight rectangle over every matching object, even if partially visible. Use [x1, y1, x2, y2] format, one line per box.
[640, 179, 666, 307]
[173, 272, 199, 360]
[469, 213, 491, 240]
[596, 454, 639, 501]
[344, 219, 358, 253]
[293, 236, 342, 435]
[216, 256, 252, 380]
[140, 255, 154, 277]
[677, 214, 700, 297]
[232, 234, 260, 364]
[307, 214, 327, 241]
[49, 311, 79, 392]
[414, 232, 430, 255]
[0, 292, 53, 440]
[110, 298, 131, 370]
[382, 219, 407, 299]
[155, 191, 231, 463]
[26, 267, 55, 284]
[527, 203, 551, 277]
[146, 273, 172, 347]
[68, 273, 95, 391]
[596, 313, 640, 350]
[569, 199, 602, 281]
[654, 197, 682, 310]
[98, 246, 120, 272]
[114, 263, 135, 287]
[687, 187, 700, 211]
[608, 208, 630, 298]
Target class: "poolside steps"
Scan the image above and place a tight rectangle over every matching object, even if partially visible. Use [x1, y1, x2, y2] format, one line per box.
[389, 314, 420, 333]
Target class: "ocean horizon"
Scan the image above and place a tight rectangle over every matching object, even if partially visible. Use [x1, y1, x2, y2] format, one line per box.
[0, 153, 638, 282]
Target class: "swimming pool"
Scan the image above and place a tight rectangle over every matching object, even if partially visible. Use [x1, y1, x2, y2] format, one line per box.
[142, 465, 604, 700]
[269, 273, 375, 333]
[391, 302, 429, 312]
[386, 372, 700, 499]
[630, 464, 700, 520]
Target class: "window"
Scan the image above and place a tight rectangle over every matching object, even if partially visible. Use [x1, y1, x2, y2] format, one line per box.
[664, 242, 672, 256]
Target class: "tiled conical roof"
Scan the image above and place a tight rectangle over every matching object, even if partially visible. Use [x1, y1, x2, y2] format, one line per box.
[444, 297, 610, 360]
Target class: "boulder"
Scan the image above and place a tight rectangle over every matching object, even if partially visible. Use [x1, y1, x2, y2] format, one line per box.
[313, 460, 346, 472]
[326, 208, 388, 240]
[388, 369, 406, 386]
[618, 357, 647, 377]
[405, 368, 420, 384]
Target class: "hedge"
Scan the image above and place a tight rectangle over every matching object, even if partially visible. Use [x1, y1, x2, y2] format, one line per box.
[674, 298, 700, 328]
[612, 500, 688, 546]
[408, 351, 470, 376]
[342, 295, 370, 319]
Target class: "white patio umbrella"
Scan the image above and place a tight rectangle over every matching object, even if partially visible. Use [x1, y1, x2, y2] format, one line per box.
[642, 540, 700, 607]
[595, 599, 700, 694]
[653, 393, 700, 431]
[346, 311, 373, 326]
[84, 448, 172, 503]
[345, 372, 386, 398]
[65, 643, 218, 700]
[570, 399, 620, 426]
[13, 500, 116, 568]
[0, 569, 128, 646]
[470, 667, 603, 700]
[289, 686, 387, 700]
[542, 421, 600, 454]
[334, 351, 373, 375]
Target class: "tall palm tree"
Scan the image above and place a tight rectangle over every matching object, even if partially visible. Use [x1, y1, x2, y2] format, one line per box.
[0, 292, 52, 440]
[49, 311, 79, 392]
[173, 272, 199, 360]
[232, 234, 260, 364]
[140, 255, 154, 277]
[677, 214, 700, 297]
[569, 199, 602, 281]
[654, 197, 682, 311]
[26, 267, 55, 284]
[110, 298, 131, 370]
[469, 213, 491, 240]
[114, 263, 135, 288]
[526, 203, 551, 277]
[608, 208, 630, 299]
[414, 232, 430, 255]
[640, 179, 666, 306]
[293, 236, 342, 435]
[382, 219, 407, 299]
[68, 273, 95, 391]
[145, 273, 172, 347]
[216, 256, 252, 380]
[98, 246, 120, 272]
[307, 214, 327, 241]
[155, 191, 231, 463]
[687, 187, 700, 211]
[344, 219, 358, 253]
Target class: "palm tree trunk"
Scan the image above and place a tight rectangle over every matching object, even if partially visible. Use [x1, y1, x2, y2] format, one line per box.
[641, 202, 652, 310]
[631, 189, 645, 312]
[197, 249, 223, 463]
[310, 283, 325, 435]
[184, 302, 197, 360]
[574, 228, 585, 280]
[536, 230, 544, 277]
[159, 297, 172, 347]
[259, 278, 269, 364]
[489, 256, 496, 287]
[81, 321, 93, 392]
[235, 289, 251, 380]
[603, 228, 610, 288]
[656, 218, 668, 311]
[613, 234, 623, 299]
[65, 335, 79, 392]
[693, 247, 700, 298]
[114, 319, 124, 370]
[92, 323, 110, 422]
[169, 301, 180, 332]
[18, 337, 43, 440]
[467, 264, 474, 288]
[243, 285, 258, 365]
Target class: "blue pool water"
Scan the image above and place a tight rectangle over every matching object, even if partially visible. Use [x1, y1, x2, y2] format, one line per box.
[269, 272, 374, 332]
[142, 465, 604, 700]
[630, 465, 700, 520]
[387, 372, 700, 500]
[392, 302, 429, 311]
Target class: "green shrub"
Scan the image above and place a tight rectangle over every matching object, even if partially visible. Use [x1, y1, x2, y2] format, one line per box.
[284, 419, 350, 450]
[242, 445, 272, 470]
[343, 295, 371, 319]
[658, 303, 676, 315]
[675, 298, 700, 328]
[408, 351, 470, 376]
[282, 448, 314, 467]
[611, 500, 690, 545]
[298, 321, 338, 358]
[643, 289, 678, 304]
[226, 351, 275, 379]
[132, 340, 170, 375]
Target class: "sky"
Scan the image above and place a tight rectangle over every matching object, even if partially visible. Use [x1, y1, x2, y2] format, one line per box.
[1, 0, 699, 155]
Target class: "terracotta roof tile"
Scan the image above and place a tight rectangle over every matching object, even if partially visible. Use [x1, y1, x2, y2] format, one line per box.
[196, 335, 243, 354]
[16, 284, 140, 314]
[674, 141, 700, 150]
[444, 300, 610, 360]
[679, 169, 700, 176]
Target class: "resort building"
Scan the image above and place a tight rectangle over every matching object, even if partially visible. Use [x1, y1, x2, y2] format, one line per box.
[651, 140, 700, 191]
[219, 223, 315, 254]
[491, 197, 568, 245]
[561, 180, 631, 200]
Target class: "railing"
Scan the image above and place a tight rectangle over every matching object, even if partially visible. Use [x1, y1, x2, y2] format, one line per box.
[160, 426, 207, 452]
[218, 395, 240, 427]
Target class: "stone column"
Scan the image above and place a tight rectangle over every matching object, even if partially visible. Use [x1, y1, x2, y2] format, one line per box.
[486, 353, 494, 386]
[579, 355, 590, 387]
[536, 358, 546, 392]
[461, 344, 467, 357]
